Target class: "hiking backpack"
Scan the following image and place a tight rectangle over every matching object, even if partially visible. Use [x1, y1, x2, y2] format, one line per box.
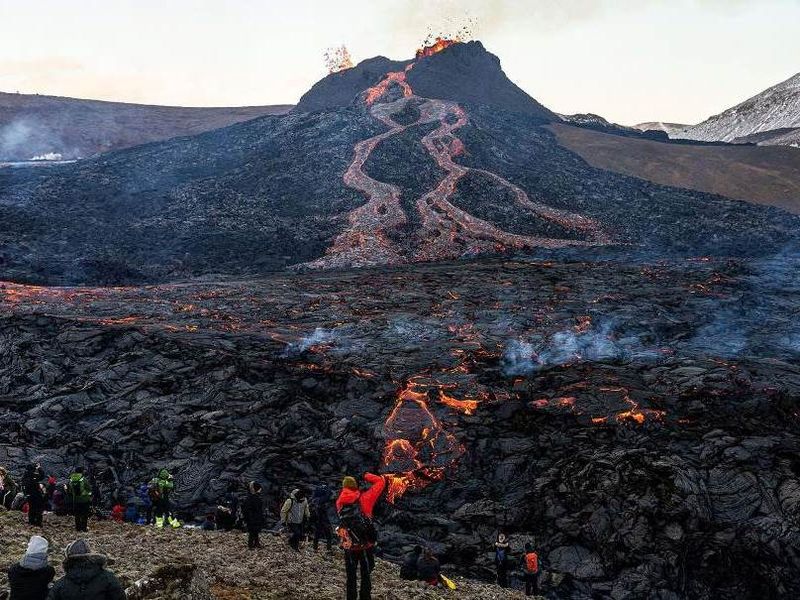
[525, 551, 539, 574]
[337, 501, 377, 550]
[68, 476, 87, 501]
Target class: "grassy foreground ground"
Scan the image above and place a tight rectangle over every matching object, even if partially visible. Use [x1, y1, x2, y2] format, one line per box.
[0, 512, 527, 599]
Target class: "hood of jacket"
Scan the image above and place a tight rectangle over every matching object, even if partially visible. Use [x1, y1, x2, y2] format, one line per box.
[63, 556, 107, 584]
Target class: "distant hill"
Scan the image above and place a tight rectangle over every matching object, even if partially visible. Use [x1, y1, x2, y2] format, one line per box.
[0, 91, 292, 160]
[551, 122, 800, 213]
[672, 73, 800, 147]
[634, 121, 689, 136]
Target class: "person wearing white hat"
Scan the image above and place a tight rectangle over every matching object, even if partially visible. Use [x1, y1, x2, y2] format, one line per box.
[7, 535, 55, 600]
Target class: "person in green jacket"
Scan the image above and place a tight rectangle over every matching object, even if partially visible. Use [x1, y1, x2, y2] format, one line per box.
[153, 469, 179, 529]
[67, 467, 92, 532]
[47, 539, 124, 600]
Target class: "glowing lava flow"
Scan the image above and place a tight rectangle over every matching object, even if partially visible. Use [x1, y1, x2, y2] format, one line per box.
[381, 380, 465, 503]
[306, 47, 609, 270]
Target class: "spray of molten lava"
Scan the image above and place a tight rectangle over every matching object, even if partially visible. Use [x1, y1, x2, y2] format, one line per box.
[416, 37, 459, 59]
[324, 45, 354, 74]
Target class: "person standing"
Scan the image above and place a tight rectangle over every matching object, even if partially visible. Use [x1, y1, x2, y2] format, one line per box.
[137, 483, 153, 525]
[311, 483, 333, 552]
[280, 488, 310, 551]
[7, 535, 55, 600]
[153, 469, 177, 528]
[335, 473, 386, 600]
[67, 467, 92, 533]
[242, 481, 265, 549]
[1, 465, 18, 509]
[22, 464, 46, 527]
[494, 533, 511, 588]
[521, 542, 540, 596]
[47, 539, 125, 600]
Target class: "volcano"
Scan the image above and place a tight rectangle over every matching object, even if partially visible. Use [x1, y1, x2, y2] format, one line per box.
[0, 41, 797, 284]
[2, 40, 800, 600]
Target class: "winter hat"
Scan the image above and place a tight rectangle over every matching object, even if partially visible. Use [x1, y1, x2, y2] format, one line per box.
[64, 539, 91, 559]
[20, 535, 49, 570]
[342, 476, 358, 490]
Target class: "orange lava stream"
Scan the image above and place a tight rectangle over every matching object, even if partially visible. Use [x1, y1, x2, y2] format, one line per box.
[381, 380, 466, 503]
[305, 49, 609, 270]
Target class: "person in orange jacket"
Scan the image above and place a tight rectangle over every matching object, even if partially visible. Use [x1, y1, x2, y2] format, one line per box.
[336, 473, 386, 600]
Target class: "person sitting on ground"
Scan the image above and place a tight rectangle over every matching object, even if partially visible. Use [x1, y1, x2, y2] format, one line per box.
[494, 532, 511, 588]
[201, 512, 217, 531]
[7, 535, 55, 600]
[399, 545, 422, 580]
[243, 481, 265, 549]
[123, 501, 139, 524]
[416, 547, 441, 586]
[110, 503, 124, 523]
[47, 539, 125, 600]
[280, 487, 310, 551]
[336, 473, 386, 600]
[521, 542, 540, 596]
[50, 485, 66, 517]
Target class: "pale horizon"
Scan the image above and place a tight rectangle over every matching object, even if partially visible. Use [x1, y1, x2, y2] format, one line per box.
[1, 0, 798, 126]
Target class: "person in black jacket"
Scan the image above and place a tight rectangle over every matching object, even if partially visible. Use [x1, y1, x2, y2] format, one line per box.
[311, 483, 333, 552]
[22, 464, 46, 527]
[399, 545, 422, 580]
[416, 547, 441, 585]
[8, 535, 55, 600]
[47, 539, 124, 600]
[242, 481, 265, 550]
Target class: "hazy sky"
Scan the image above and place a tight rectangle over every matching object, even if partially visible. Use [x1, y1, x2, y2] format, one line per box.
[1, 0, 798, 125]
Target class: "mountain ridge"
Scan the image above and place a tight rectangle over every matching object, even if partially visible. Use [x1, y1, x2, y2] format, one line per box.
[673, 72, 800, 146]
[0, 91, 292, 161]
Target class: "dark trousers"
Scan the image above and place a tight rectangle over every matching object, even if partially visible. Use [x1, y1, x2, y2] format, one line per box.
[524, 574, 539, 596]
[288, 523, 304, 551]
[28, 497, 44, 526]
[344, 549, 371, 600]
[154, 498, 171, 520]
[74, 502, 90, 532]
[247, 526, 261, 549]
[497, 564, 509, 588]
[144, 505, 153, 524]
[313, 520, 332, 550]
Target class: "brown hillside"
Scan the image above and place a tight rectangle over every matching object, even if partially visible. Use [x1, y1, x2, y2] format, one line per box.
[550, 123, 800, 214]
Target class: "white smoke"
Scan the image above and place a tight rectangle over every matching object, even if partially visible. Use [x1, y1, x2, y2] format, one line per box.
[283, 327, 340, 357]
[0, 120, 35, 159]
[30, 152, 63, 161]
[502, 321, 661, 376]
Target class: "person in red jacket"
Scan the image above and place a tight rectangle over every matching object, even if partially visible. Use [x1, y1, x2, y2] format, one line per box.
[336, 473, 386, 600]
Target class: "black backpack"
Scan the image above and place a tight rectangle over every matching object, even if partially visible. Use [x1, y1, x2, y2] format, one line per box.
[337, 501, 377, 549]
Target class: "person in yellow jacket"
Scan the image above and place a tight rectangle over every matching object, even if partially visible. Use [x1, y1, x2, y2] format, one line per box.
[153, 469, 180, 529]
